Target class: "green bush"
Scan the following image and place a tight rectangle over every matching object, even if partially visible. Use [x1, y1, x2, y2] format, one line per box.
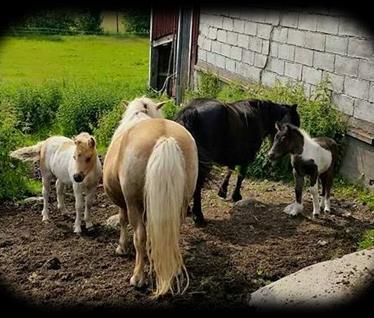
[14, 9, 103, 34]
[57, 82, 145, 137]
[122, 8, 150, 34]
[94, 102, 125, 148]
[0, 101, 32, 202]
[0, 81, 62, 134]
[185, 71, 222, 101]
[185, 72, 347, 181]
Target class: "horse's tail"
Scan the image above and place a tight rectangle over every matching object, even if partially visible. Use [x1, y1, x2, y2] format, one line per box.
[9, 141, 44, 162]
[144, 136, 189, 298]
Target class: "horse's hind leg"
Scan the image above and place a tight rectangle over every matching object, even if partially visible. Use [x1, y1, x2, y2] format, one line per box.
[231, 165, 248, 202]
[116, 207, 129, 255]
[192, 185, 206, 227]
[218, 167, 233, 199]
[128, 205, 146, 288]
[56, 179, 68, 214]
[319, 175, 327, 211]
[323, 171, 333, 213]
[41, 173, 52, 222]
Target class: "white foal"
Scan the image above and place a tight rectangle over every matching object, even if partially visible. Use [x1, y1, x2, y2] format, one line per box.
[10, 132, 102, 233]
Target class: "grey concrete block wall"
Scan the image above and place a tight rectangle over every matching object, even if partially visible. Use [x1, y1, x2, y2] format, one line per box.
[197, 7, 374, 126]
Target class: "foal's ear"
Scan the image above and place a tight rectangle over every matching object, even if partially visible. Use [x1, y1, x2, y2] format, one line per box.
[88, 137, 96, 148]
[156, 101, 167, 109]
[291, 104, 298, 111]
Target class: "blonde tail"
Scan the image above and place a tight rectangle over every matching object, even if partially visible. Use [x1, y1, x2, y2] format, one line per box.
[144, 137, 189, 298]
[9, 142, 43, 162]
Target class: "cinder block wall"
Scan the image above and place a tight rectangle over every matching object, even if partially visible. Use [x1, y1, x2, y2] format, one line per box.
[197, 7, 374, 124]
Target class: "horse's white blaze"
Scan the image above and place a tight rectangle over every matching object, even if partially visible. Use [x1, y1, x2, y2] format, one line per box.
[300, 130, 332, 174]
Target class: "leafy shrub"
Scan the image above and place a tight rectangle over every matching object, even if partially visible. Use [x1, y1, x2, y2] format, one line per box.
[57, 82, 145, 137]
[0, 81, 62, 134]
[94, 102, 125, 148]
[184, 71, 222, 101]
[122, 8, 150, 34]
[14, 9, 103, 34]
[0, 101, 32, 202]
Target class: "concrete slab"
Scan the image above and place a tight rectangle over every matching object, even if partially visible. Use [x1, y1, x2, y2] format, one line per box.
[248, 248, 374, 310]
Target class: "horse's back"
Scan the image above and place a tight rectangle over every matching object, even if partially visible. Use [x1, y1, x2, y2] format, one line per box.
[176, 98, 262, 166]
[42, 136, 74, 175]
[103, 118, 197, 207]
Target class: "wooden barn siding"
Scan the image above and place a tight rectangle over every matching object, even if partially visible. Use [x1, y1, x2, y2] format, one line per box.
[151, 7, 179, 40]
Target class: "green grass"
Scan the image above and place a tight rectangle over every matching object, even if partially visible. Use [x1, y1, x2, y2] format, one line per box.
[0, 34, 150, 202]
[0, 35, 149, 84]
[334, 177, 374, 211]
[358, 230, 374, 250]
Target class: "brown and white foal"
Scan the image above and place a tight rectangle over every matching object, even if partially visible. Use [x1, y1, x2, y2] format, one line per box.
[268, 122, 338, 217]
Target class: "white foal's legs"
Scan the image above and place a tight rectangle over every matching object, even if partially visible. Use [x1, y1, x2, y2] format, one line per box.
[310, 182, 320, 217]
[73, 183, 84, 234]
[116, 208, 129, 255]
[84, 187, 96, 230]
[56, 179, 68, 214]
[41, 174, 52, 221]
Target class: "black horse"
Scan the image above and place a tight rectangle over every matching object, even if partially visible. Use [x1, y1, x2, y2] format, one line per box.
[175, 98, 300, 226]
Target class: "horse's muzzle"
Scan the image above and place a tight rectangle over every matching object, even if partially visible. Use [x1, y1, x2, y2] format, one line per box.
[268, 151, 276, 161]
[73, 173, 85, 183]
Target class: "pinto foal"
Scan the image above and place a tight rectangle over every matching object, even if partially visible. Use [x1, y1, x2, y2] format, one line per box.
[268, 123, 338, 217]
[10, 133, 102, 233]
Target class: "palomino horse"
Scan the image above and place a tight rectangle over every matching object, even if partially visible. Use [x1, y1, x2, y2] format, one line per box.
[10, 133, 102, 233]
[103, 97, 198, 297]
[175, 98, 300, 226]
[268, 122, 338, 217]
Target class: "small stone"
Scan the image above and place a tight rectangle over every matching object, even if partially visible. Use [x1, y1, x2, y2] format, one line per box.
[44, 257, 61, 270]
[317, 240, 328, 246]
[22, 196, 44, 204]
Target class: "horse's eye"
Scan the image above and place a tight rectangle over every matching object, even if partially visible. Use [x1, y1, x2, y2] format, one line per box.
[86, 157, 91, 163]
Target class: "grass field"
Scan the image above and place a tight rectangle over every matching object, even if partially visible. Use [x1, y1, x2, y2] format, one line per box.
[0, 35, 149, 84]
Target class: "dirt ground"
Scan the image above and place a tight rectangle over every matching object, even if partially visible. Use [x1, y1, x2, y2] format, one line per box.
[0, 167, 373, 312]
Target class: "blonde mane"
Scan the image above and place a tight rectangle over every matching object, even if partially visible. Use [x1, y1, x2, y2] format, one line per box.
[111, 97, 163, 143]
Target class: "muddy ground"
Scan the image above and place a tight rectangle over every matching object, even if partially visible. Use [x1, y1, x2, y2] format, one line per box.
[0, 168, 373, 312]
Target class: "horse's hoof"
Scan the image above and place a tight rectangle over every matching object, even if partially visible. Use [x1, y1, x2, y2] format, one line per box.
[106, 214, 120, 227]
[115, 245, 128, 256]
[194, 217, 207, 227]
[85, 222, 93, 230]
[130, 275, 145, 288]
[42, 216, 50, 222]
[74, 226, 82, 234]
[324, 208, 330, 213]
[232, 194, 242, 202]
[217, 189, 227, 199]
[313, 211, 320, 218]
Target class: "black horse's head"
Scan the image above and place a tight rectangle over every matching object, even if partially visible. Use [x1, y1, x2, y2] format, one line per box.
[281, 104, 300, 127]
[265, 102, 300, 142]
